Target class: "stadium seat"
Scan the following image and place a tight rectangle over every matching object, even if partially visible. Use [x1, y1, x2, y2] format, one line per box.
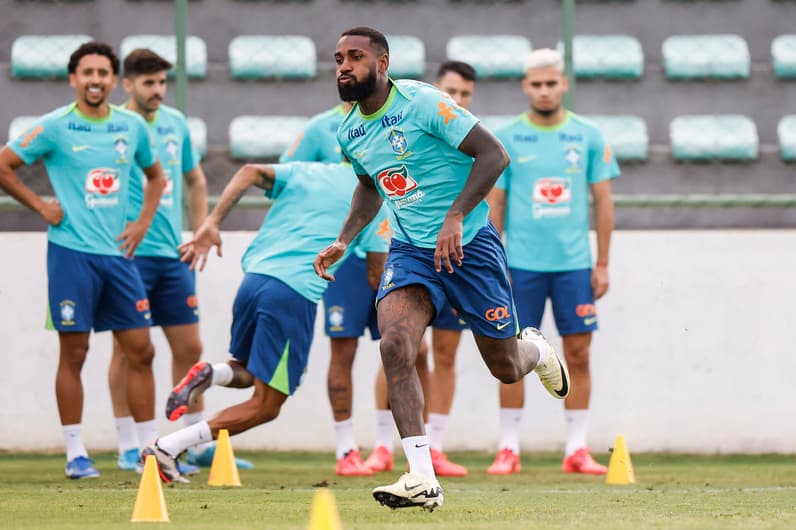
[586, 115, 648, 161]
[11, 35, 92, 78]
[386, 35, 425, 79]
[229, 116, 308, 159]
[662, 35, 750, 79]
[562, 35, 644, 79]
[229, 36, 316, 79]
[119, 35, 207, 79]
[777, 115, 796, 162]
[772, 35, 796, 78]
[446, 35, 531, 79]
[7, 116, 38, 143]
[187, 117, 207, 159]
[479, 115, 516, 132]
[670, 115, 758, 161]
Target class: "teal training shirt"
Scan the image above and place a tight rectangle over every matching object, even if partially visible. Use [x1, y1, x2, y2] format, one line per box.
[494, 111, 617, 272]
[279, 104, 348, 163]
[9, 103, 157, 256]
[126, 104, 198, 258]
[241, 162, 388, 303]
[337, 80, 484, 249]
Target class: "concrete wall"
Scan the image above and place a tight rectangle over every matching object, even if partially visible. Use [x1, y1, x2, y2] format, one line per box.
[1, 230, 794, 454]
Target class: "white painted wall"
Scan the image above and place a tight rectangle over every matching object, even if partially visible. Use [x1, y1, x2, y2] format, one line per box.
[1, 231, 793, 454]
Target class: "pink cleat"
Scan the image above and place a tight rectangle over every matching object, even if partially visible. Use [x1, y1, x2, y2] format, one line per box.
[430, 449, 467, 477]
[487, 448, 522, 475]
[363, 445, 394, 472]
[336, 450, 373, 476]
[562, 447, 608, 475]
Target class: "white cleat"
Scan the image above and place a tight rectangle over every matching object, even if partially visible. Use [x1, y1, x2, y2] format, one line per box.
[372, 472, 444, 511]
[523, 327, 570, 399]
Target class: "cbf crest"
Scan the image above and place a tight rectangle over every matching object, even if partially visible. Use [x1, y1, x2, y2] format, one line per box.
[165, 137, 180, 166]
[114, 137, 129, 164]
[387, 128, 408, 155]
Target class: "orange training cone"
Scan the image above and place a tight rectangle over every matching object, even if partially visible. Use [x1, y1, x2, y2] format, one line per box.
[606, 434, 636, 485]
[208, 429, 241, 486]
[307, 488, 342, 530]
[131, 454, 170, 522]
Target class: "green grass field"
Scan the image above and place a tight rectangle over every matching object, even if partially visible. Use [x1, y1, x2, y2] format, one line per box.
[1, 451, 795, 529]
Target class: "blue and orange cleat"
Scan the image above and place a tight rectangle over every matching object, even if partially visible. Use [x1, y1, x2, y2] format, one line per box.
[186, 444, 254, 470]
[166, 361, 213, 421]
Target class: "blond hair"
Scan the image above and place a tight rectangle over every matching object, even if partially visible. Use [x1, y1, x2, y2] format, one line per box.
[524, 48, 564, 73]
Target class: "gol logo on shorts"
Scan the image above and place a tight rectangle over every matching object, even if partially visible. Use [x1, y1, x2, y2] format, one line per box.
[136, 299, 150, 312]
[186, 295, 198, 308]
[484, 306, 511, 321]
[575, 304, 596, 317]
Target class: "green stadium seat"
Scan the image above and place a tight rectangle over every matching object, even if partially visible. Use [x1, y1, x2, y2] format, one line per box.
[662, 35, 750, 79]
[670, 115, 758, 161]
[386, 35, 425, 79]
[586, 115, 648, 161]
[11, 35, 92, 78]
[229, 36, 316, 79]
[186, 117, 207, 159]
[7, 116, 38, 143]
[479, 115, 516, 132]
[772, 36, 796, 78]
[777, 116, 796, 162]
[446, 35, 531, 79]
[229, 116, 308, 159]
[119, 35, 207, 79]
[562, 35, 644, 79]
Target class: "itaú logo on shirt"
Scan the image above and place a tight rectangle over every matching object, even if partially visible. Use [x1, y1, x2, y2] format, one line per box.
[84, 168, 120, 208]
[533, 177, 571, 205]
[378, 165, 418, 198]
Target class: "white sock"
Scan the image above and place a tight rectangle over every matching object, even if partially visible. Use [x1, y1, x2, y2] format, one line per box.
[498, 408, 523, 454]
[374, 409, 395, 450]
[211, 363, 233, 386]
[182, 412, 204, 427]
[115, 416, 138, 453]
[63, 424, 88, 462]
[158, 420, 213, 456]
[428, 413, 449, 452]
[334, 418, 357, 459]
[564, 409, 589, 456]
[401, 435, 436, 482]
[135, 420, 158, 448]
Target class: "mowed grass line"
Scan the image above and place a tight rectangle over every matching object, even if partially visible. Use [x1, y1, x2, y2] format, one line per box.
[1, 452, 795, 529]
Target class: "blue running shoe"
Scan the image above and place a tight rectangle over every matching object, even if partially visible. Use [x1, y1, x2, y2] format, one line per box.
[65, 456, 100, 479]
[117, 448, 141, 471]
[177, 461, 200, 475]
[186, 445, 254, 470]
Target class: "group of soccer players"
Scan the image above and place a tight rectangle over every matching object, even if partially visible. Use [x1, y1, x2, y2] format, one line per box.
[0, 25, 616, 511]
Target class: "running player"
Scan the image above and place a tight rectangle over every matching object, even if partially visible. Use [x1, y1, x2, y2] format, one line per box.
[314, 27, 570, 510]
[487, 48, 617, 476]
[0, 41, 166, 479]
[141, 158, 387, 484]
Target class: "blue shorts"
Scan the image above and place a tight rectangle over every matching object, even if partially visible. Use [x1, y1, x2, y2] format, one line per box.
[431, 299, 469, 331]
[47, 242, 152, 332]
[322, 255, 380, 340]
[378, 223, 517, 339]
[510, 268, 598, 336]
[229, 273, 317, 396]
[134, 256, 199, 327]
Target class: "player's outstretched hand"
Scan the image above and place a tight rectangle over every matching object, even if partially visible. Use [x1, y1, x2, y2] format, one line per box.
[117, 220, 149, 258]
[38, 198, 63, 226]
[179, 220, 222, 272]
[314, 240, 347, 281]
[435, 215, 464, 273]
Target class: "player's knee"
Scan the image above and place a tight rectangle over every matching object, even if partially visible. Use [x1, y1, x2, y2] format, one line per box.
[434, 350, 456, 371]
[175, 340, 202, 364]
[61, 342, 89, 369]
[489, 361, 523, 385]
[253, 402, 282, 424]
[565, 347, 590, 372]
[127, 341, 155, 367]
[379, 333, 413, 370]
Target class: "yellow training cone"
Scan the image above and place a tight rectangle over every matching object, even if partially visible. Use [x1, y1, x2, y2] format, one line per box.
[307, 488, 342, 530]
[606, 434, 636, 485]
[208, 429, 241, 486]
[131, 454, 170, 522]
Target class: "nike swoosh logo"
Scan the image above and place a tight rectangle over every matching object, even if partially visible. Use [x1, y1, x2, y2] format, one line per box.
[518, 155, 537, 163]
[404, 482, 424, 491]
[71, 145, 91, 152]
[554, 360, 569, 398]
[414, 443, 428, 448]
[584, 317, 598, 325]
[496, 321, 512, 331]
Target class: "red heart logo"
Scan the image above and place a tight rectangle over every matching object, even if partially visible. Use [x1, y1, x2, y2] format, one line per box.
[551, 185, 563, 197]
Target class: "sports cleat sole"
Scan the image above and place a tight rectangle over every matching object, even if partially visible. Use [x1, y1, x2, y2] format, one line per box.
[166, 361, 212, 421]
[373, 491, 441, 512]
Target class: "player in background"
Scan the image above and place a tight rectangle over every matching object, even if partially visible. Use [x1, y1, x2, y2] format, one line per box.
[142, 158, 387, 483]
[314, 27, 570, 510]
[365, 61, 476, 478]
[0, 41, 166, 479]
[281, 102, 397, 477]
[488, 48, 617, 476]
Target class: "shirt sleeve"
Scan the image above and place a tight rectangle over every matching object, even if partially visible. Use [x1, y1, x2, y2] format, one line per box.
[181, 117, 198, 173]
[586, 127, 615, 185]
[7, 116, 54, 165]
[280, 119, 322, 162]
[267, 163, 293, 199]
[133, 115, 158, 170]
[417, 84, 479, 150]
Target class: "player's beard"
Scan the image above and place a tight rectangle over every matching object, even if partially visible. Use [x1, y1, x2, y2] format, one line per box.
[532, 104, 559, 118]
[337, 69, 378, 102]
